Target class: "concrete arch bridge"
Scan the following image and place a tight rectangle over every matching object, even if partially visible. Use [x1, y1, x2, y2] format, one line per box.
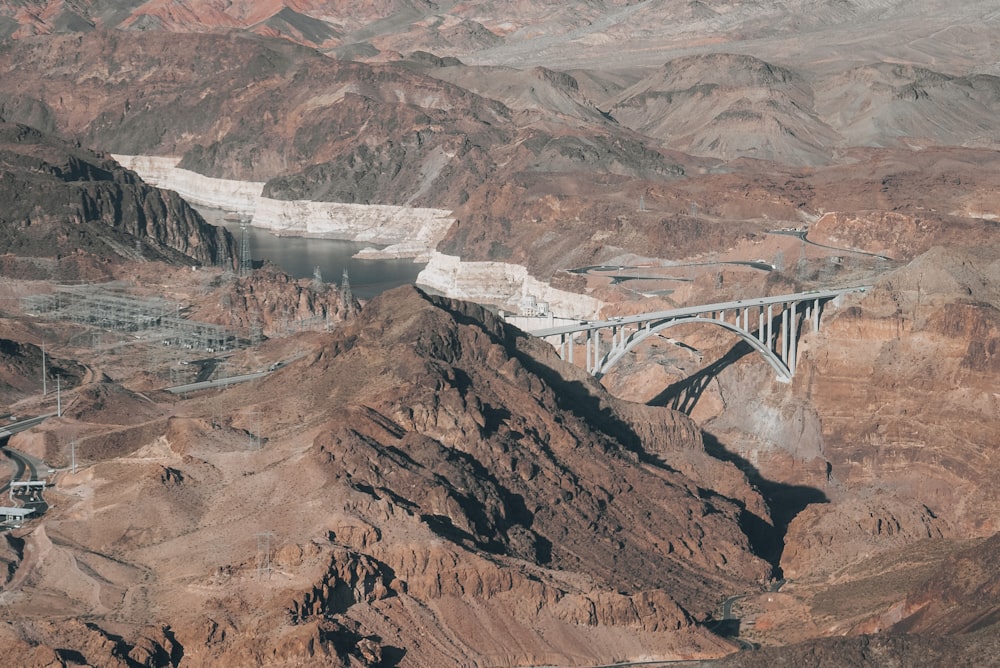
[529, 286, 870, 382]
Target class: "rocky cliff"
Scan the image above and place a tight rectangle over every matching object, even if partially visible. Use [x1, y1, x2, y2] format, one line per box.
[0, 287, 776, 666]
[0, 122, 235, 270]
[663, 242, 1000, 583]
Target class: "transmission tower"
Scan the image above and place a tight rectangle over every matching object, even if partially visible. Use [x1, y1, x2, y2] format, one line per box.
[239, 220, 252, 277]
[248, 411, 262, 450]
[256, 531, 274, 580]
[340, 269, 353, 311]
[250, 313, 263, 346]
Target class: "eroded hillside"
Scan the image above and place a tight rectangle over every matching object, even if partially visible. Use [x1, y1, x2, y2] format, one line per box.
[0, 286, 780, 666]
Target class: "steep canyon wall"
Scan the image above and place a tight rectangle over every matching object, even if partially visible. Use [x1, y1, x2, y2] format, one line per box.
[115, 155, 605, 316]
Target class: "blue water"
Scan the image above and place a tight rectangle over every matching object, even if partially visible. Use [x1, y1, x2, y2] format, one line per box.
[198, 207, 426, 300]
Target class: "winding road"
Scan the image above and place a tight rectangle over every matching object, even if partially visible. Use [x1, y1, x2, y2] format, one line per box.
[1, 428, 51, 520]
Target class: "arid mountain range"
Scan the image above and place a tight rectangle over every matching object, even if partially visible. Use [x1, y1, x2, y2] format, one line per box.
[0, 120, 235, 273]
[0, 1, 998, 666]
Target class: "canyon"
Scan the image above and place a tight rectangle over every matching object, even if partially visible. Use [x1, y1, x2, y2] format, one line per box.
[0, 1, 997, 666]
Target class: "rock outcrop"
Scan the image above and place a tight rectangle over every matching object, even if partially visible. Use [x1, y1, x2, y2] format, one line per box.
[0, 286, 775, 666]
[0, 122, 234, 270]
[196, 263, 359, 337]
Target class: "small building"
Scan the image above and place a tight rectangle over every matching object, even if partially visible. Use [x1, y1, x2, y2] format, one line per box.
[520, 294, 538, 316]
[10, 480, 46, 501]
[0, 507, 34, 526]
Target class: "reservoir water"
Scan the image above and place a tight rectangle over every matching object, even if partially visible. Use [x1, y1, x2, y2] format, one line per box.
[197, 207, 426, 300]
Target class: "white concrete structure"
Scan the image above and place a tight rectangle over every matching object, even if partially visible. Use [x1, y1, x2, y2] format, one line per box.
[113, 155, 453, 260]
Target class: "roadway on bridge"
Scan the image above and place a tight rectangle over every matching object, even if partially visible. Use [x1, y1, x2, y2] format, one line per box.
[531, 286, 870, 338]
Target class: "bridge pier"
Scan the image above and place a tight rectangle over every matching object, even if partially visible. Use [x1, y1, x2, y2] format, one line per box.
[789, 301, 798, 373]
[593, 329, 601, 373]
[781, 306, 789, 363]
[766, 304, 773, 347]
[534, 286, 869, 381]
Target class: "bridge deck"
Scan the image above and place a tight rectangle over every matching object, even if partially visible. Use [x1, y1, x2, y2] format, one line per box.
[531, 286, 870, 337]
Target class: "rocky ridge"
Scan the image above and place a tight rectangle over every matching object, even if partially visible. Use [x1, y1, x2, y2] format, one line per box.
[0, 121, 235, 270]
[0, 286, 779, 665]
[2, 28, 998, 280]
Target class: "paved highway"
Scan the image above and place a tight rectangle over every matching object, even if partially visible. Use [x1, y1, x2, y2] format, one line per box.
[0, 446, 26, 495]
[165, 354, 305, 394]
[165, 370, 269, 394]
[0, 413, 57, 440]
[1, 432, 51, 520]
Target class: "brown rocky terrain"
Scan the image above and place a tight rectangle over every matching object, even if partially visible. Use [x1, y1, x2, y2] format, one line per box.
[0, 120, 235, 271]
[0, 1, 997, 665]
[192, 263, 359, 338]
[0, 16, 997, 276]
[0, 285, 780, 666]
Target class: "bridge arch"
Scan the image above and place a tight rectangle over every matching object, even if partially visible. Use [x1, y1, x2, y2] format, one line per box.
[533, 286, 870, 382]
[595, 316, 791, 381]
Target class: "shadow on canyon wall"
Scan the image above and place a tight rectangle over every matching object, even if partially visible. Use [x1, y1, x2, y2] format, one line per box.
[647, 339, 828, 576]
[646, 340, 755, 414]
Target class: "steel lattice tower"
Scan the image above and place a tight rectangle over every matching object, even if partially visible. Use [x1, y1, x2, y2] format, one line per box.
[239, 221, 252, 277]
[340, 268, 353, 309]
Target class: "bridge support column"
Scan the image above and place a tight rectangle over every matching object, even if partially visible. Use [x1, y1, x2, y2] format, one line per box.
[781, 305, 789, 363]
[813, 298, 821, 332]
[758, 306, 765, 342]
[568, 334, 574, 364]
[789, 301, 798, 373]
[766, 304, 773, 346]
[593, 329, 601, 373]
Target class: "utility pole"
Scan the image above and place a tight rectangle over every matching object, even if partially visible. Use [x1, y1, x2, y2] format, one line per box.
[251, 411, 261, 450]
[56, 375, 61, 417]
[256, 531, 274, 580]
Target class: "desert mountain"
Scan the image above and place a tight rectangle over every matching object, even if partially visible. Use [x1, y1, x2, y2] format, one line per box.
[2, 28, 996, 277]
[606, 53, 841, 165]
[1, 286, 775, 665]
[0, 15, 996, 283]
[814, 63, 1000, 148]
[0, 0, 998, 664]
[0, 120, 234, 272]
[4, 0, 999, 75]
